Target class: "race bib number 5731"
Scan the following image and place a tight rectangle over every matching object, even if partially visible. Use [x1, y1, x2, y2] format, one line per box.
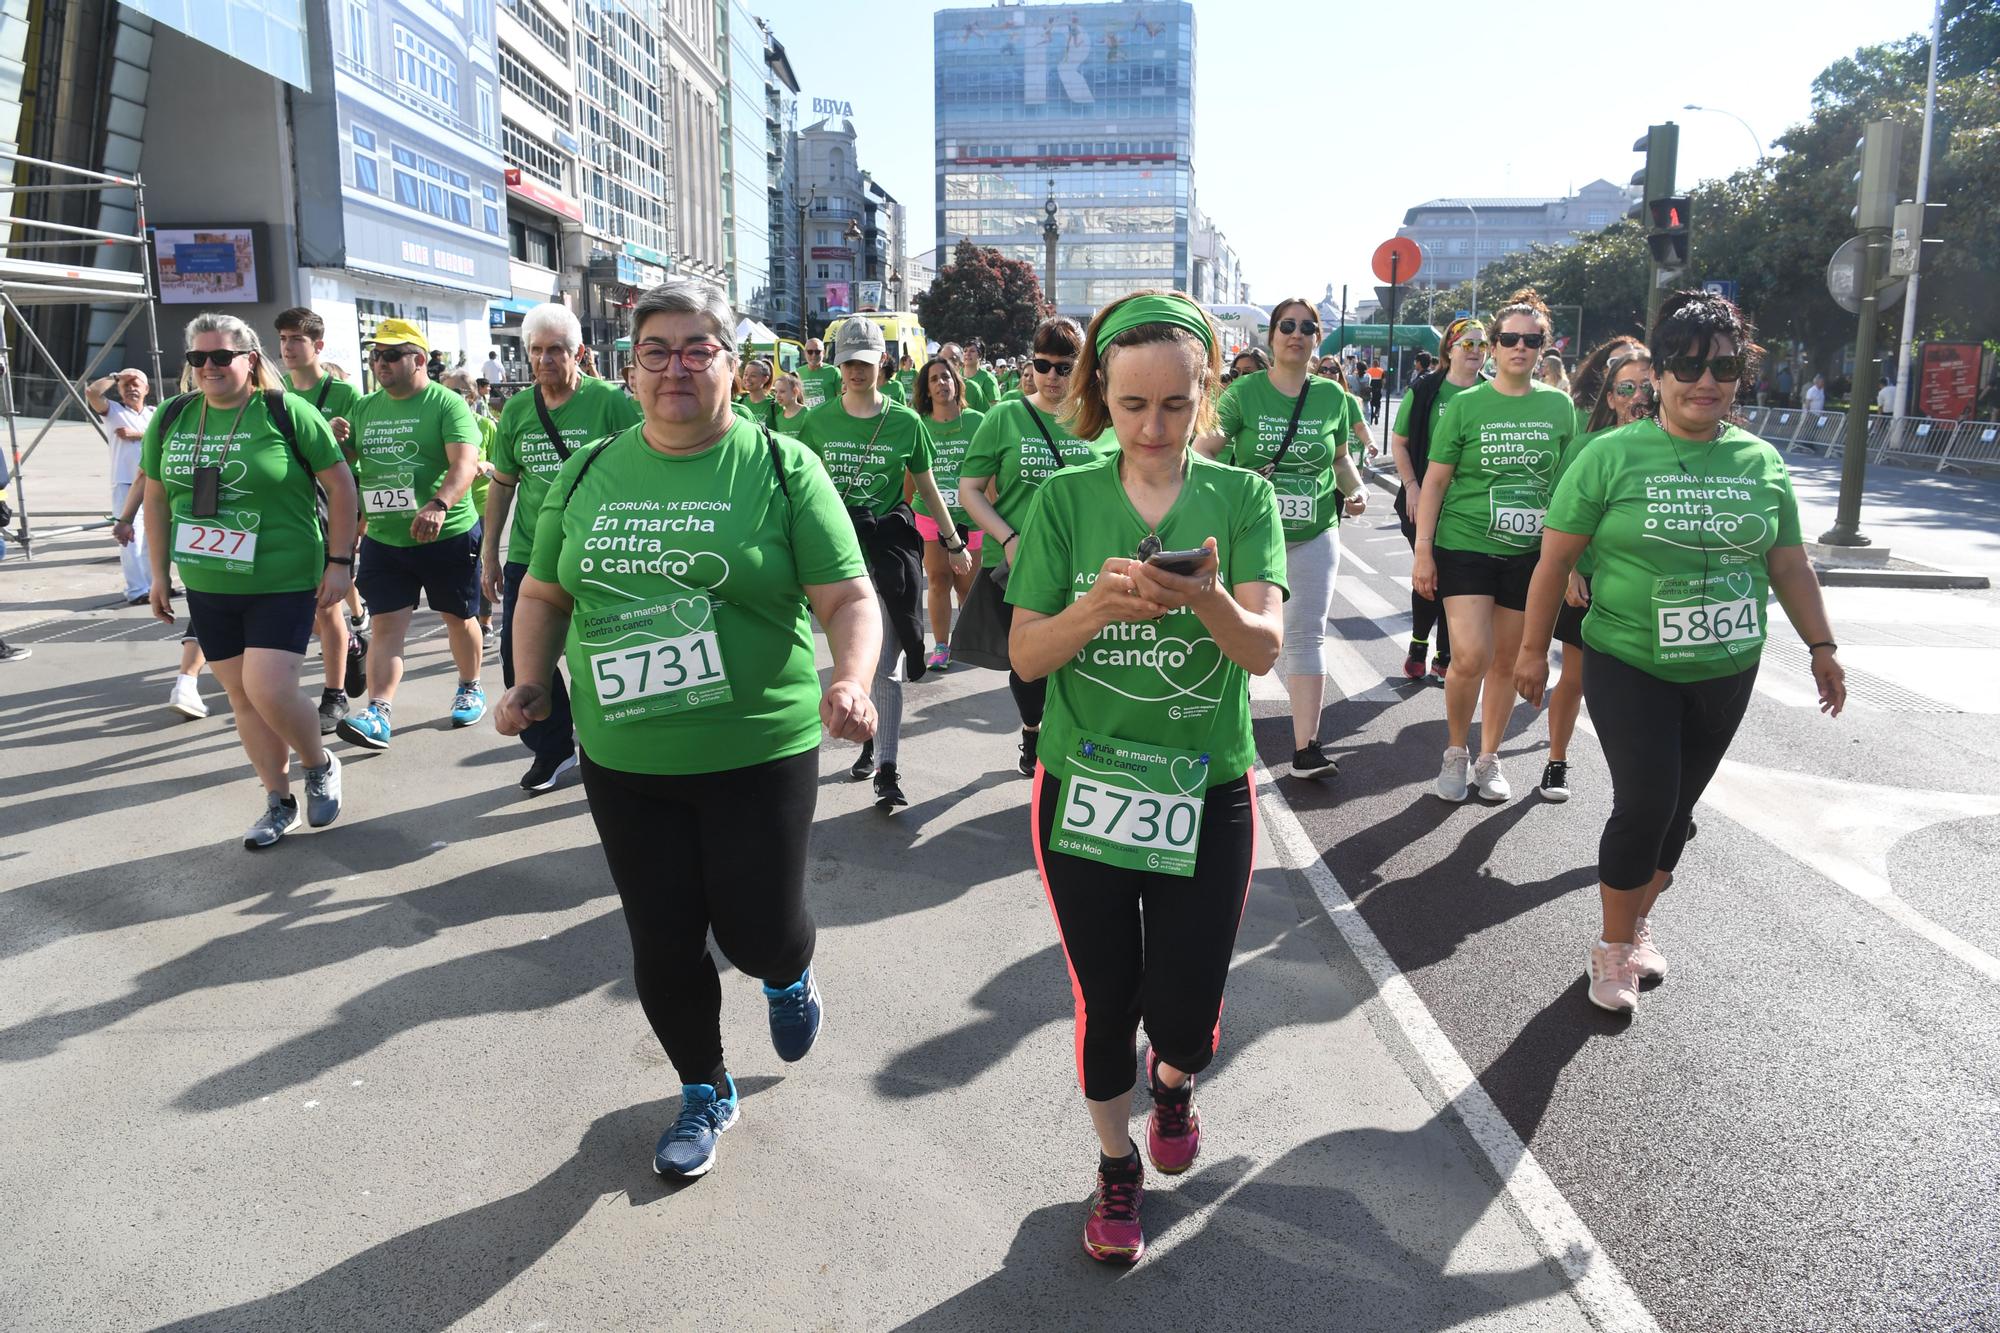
[583, 595, 733, 725]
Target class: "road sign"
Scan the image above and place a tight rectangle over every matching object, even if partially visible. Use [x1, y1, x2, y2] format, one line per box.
[1826, 236, 1907, 315]
[1372, 238, 1420, 285]
[1702, 279, 1739, 302]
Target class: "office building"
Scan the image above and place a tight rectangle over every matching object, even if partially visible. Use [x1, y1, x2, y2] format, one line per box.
[663, 0, 726, 285]
[934, 1, 1209, 319]
[573, 0, 671, 352]
[494, 0, 585, 363]
[1397, 180, 1637, 285]
[721, 3, 799, 333]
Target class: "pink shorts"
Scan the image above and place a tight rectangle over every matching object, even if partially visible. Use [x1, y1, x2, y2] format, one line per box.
[914, 513, 983, 549]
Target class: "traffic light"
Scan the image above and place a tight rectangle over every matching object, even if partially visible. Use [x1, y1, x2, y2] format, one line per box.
[1889, 200, 1944, 276]
[1646, 196, 1691, 267]
[1631, 123, 1680, 207]
[1851, 119, 1905, 230]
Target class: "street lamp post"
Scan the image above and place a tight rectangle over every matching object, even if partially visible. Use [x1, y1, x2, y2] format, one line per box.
[797, 184, 816, 337]
[846, 217, 863, 313]
[1682, 103, 1766, 162]
[1041, 179, 1060, 313]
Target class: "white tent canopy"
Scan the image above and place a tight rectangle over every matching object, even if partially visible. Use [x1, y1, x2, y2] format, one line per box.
[735, 317, 778, 344]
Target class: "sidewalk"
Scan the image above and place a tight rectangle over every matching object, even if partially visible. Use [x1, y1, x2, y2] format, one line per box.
[0, 422, 1616, 1328]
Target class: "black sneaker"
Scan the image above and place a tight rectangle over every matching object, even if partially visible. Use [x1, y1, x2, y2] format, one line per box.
[873, 762, 907, 813]
[1289, 740, 1337, 779]
[1539, 760, 1571, 803]
[521, 751, 579, 793]
[317, 689, 349, 735]
[1018, 727, 1038, 777]
[849, 739, 874, 781]
[0, 641, 31, 663]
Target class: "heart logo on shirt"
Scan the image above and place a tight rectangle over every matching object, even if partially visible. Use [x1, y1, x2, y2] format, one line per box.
[668, 596, 711, 635]
[1168, 755, 1207, 796]
[1724, 571, 1754, 601]
[1151, 633, 1224, 699]
[656, 549, 731, 591]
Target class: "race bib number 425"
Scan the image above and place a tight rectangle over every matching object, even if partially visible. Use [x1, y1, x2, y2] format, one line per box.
[583, 595, 733, 725]
[1053, 734, 1208, 877]
[363, 485, 417, 515]
[1653, 572, 1762, 665]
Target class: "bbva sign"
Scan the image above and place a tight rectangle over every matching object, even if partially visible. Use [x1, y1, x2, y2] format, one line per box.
[812, 97, 855, 117]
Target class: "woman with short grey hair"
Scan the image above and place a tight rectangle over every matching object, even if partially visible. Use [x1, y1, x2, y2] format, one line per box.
[495, 277, 879, 1179]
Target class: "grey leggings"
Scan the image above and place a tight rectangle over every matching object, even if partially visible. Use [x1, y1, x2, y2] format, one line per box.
[1278, 525, 1342, 678]
[875, 592, 903, 766]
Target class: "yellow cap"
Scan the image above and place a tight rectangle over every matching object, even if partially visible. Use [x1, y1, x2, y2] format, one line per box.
[366, 317, 430, 357]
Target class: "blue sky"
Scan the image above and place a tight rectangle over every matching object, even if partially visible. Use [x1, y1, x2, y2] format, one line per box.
[749, 0, 1939, 307]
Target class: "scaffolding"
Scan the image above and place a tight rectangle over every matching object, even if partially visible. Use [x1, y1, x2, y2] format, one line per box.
[0, 147, 165, 559]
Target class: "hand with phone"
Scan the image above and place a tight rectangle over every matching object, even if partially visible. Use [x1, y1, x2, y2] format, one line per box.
[1128, 537, 1219, 612]
[1078, 556, 1171, 627]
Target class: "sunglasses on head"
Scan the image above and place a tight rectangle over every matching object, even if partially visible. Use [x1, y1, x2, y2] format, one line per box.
[1033, 357, 1075, 376]
[1276, 318, 1319, 337]
[1665, 354, 1745, 384]
[1454, 337, 1488, 351]
[186, 348, 253, 369]
[1494, 332, 1546, 350]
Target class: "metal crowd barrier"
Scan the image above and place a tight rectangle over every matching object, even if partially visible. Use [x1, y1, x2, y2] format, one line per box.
[1739, 405, 2000, 476]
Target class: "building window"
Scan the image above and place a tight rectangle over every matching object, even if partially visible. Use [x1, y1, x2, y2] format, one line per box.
[509, 218, 557, 269]
[1587, 210, 1608, 226]
[393, 25, 458, 110]
[500, 0, 569, 64]
[344, 0, 371, 65]
[392, 145, 421, 208]
[475, 82, 496, 140]
[499, 46, 569, 125]
[503, 116, 566, 191]
[482, 183, 502, 236]
[351, 124, 379, 194]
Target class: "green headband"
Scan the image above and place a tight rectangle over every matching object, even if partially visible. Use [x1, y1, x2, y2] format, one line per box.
[1093, 294, 1216, 356]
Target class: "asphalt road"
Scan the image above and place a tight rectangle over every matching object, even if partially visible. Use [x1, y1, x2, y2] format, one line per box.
[3, 427, 1996, 1330]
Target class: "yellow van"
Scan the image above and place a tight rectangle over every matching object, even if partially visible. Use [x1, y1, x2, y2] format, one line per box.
[824, 312, 929, 367]
[744, 337, 805, 372]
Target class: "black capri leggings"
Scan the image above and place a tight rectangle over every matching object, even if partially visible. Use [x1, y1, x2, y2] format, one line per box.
[1584, 648, 1757, 891]
[1395, 484, 1450, 660]
[1008, 670, 1047, 728]
[1032, 764, 1257, 1101]
[581, 747, 819, 1087]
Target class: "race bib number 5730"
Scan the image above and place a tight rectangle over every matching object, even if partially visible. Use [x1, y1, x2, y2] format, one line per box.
[1052, 734, 1208, 876]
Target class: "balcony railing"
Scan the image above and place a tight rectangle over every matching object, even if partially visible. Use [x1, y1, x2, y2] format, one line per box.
[335, 53, 501, 152]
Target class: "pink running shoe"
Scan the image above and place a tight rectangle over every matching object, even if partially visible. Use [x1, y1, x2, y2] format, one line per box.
[1588, 941, 1640, 1013]
[1144, 1048, 1201, 1174]
[1631, 915, 1668, 982]
[1083, 1156, 1145, 1265]
[924, 646, 951, 671]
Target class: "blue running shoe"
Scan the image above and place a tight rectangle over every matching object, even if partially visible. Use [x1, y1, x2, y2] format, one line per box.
[336, 703, 392, 751]
[653, 1076, 739, 1178]
[450, 681, 486, 728]
[762, 965, 823, 1062]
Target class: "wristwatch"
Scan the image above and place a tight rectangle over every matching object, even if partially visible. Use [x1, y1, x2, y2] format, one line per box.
[943, 535, 966, 554]
[423, 498, 448, 512]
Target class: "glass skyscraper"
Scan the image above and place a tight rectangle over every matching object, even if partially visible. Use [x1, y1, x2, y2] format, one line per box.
[934, 1, 1194, 319]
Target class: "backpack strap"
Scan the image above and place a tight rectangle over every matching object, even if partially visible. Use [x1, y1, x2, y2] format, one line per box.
[314, 378, 334, 412]
[559, 432, 617, 509]
[159, 391, 199, 435]
[532, 385, 573, 462]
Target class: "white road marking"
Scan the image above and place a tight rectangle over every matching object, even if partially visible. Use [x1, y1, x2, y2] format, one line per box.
[1336, 575, 1403, 626]
[1254, 772, 1662, 1333]
[1340, 545, 1377, 576]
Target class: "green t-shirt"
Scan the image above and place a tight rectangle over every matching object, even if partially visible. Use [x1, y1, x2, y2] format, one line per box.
[1006, 453, 1289, 788]
[1215, 370, 1354, 540]
[469, 413, 496, 519]
[1546, 420, 1803, 683]
[911, 409, 986, 527]
[772, 406, 813, 438]
[960, 398, 1117, 568]
[1392, 376, 1470, 438]
[284, 371, 362, 429]
[526, 420, 868, 775]
[1427, 380, 1576, 554]
[733, 394, 784, 433]
[140, 392, 345, 596]
[1556, 426, 1612, 577]
[797, 399, 936, 517]
[348, 382, 482, 547]
[882, 377, 908, 405]
[797, 366, 841, 410]
[491, 378, 642, 566]
[964, 369, 1000, 412]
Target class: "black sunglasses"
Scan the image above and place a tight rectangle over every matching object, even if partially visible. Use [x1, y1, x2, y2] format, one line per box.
[368, 347, 420, 363]
[1033, 357, 1075, 376]
[186, 348, 254, 368]
[1611, 380, 1657, 399]
[1276, 318, 1319, 337]
[1665, 354, 1746, 384]
[1494, 332, 1546, 350]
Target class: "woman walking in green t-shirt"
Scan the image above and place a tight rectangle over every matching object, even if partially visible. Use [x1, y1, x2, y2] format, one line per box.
[494, 278, 882, 1177]
[911, 356, 987, 670]
[1411, 289, 1575, 803]
[1389, 316, 1487, 679]
[140, 313, 358, 847]
[1516, 291, 1847, 1014]
[1201, 296, 1365, 779]
[1007, 291, 1285, 1267]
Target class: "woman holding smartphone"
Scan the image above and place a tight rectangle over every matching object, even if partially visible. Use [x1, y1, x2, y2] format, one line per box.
[1008, 291, 1285, 1266]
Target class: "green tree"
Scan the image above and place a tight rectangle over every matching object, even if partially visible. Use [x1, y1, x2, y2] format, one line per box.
[914, 239, 1048, 357]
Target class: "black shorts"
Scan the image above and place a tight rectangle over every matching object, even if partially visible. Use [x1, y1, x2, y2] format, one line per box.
[1434, 545, 1539, 612]
[356, 527, 481, 619]
[185, 588, 319, 660]
[1554, 575, 1593, 647]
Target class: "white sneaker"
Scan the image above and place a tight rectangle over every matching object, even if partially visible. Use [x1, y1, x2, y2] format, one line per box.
[1472, 753, 1511, 802]
[1434, 746, 1470, 802]
[1587, 941, 1640, 1013]
[168, 674, 208, 719]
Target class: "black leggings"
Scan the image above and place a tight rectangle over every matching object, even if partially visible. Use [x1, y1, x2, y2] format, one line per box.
[1008, 670, 1047, 728]
[1396, 485, 1450, 660]
[1032, 765, 1257, 1101]
[1584, 648, 1757, 891]
[580, 748, 819, 1086]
